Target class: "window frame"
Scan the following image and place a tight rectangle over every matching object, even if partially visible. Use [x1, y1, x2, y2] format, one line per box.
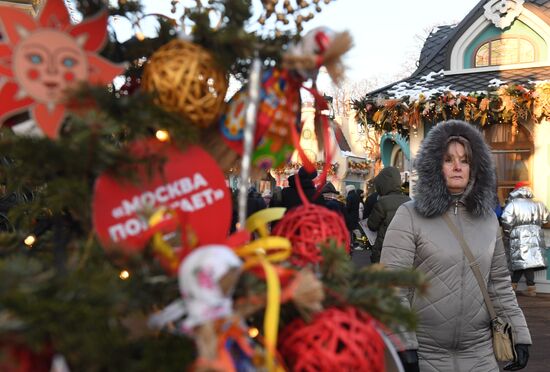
[471, 35, 540, 69]
[472, 35, 538, 68]
[484, 124, 533, 204]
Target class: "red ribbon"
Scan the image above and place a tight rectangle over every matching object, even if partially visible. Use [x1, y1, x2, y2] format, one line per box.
[275, 71, 334, 206]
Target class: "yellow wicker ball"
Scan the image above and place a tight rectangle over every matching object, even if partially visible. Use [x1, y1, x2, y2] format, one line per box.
[142, 39, 228, 128]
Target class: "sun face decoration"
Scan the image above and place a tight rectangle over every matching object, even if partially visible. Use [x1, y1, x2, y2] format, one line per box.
[0, 0, 124, 138]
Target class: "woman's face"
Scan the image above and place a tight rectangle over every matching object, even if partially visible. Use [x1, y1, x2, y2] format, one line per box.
[443, 141, 470, 194]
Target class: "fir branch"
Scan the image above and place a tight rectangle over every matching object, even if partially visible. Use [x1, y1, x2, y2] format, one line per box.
[319, 242, 426, 330]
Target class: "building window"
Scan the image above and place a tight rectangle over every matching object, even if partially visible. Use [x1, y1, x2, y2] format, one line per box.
[475, 37, 535, 67]
[484, 124, 533, 204]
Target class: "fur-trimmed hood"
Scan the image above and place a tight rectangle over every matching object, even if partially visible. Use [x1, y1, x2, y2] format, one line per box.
[414, 120, 496, 218]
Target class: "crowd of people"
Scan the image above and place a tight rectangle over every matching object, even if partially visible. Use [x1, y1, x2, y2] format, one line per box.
[228, 120, 549, 372]
[229, 165, 412, 250]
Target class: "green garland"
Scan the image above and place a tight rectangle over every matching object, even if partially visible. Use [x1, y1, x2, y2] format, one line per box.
[353, 83, 549, 139]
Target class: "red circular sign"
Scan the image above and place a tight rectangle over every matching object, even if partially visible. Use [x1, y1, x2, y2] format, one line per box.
[92, 141, 231, 253]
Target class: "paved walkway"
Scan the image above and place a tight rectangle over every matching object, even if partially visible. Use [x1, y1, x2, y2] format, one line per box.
[350, 251, 550, 371]
[511, 292, 550, 372]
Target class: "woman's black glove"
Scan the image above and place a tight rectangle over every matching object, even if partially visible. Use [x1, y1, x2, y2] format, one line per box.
[504, 344, 530, 371]
[398, 349, 420, 372]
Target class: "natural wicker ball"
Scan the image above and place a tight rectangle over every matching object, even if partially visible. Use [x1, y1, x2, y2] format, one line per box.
[272, 203, 349, 267]
[278, 307, 386, 372]
[142, 39, 228, 128]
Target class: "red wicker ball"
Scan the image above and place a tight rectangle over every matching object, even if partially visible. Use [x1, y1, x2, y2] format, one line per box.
[278, 307, 385, 372]
[273, 203, 349, 266]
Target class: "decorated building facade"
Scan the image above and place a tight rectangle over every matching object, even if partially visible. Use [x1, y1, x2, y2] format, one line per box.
[354, 0, 550, 291]
[271, 102, 372, 194]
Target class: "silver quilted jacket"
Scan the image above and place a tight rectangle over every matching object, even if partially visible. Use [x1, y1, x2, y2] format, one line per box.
[501, 187, 549, 271]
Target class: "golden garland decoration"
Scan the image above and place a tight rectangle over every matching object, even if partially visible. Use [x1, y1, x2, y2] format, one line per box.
[142, 39, 228, 128]
[353, 84, 550, 138]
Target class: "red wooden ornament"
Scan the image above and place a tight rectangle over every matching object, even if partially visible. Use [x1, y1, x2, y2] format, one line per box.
[0, 0, 124, 137]
[92, 140, 231, 254]
[272, 204, 349, 267]
[0, 341, 52, 372]
[278, 307, 385, 372]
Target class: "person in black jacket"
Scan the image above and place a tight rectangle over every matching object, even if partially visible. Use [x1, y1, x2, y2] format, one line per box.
[345, 184, 360, 231]
[363, 181, 379, 220]
[367, 166, 410, 263]
[321, 182, 346, 217]
[269, 186, 283, 208]
[363, 191, 378, 219]
[246, 186, 266, 217]
[281, 167, 324, 212]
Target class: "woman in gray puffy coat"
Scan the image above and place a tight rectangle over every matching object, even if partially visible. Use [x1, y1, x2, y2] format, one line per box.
[501, 183, 549, 296]
[381, 120, 531, 372]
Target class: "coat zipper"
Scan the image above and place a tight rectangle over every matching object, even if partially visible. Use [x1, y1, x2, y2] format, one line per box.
[452, 204, 465, 371]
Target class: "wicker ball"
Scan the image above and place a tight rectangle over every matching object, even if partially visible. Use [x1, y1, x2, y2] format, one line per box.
[142, 39, 228, 128]
[278, 307, 385, 372]
[272, 204, 349, 267]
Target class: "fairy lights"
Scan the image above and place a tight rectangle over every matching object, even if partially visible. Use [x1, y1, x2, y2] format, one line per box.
[248, 327, 259, 338]
[24, 234, 36, 247]
[119, 270, 130, 280]
[155, 129, 170, 142]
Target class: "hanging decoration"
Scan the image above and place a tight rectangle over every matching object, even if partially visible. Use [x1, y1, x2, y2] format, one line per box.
[147, 208, 185, 275]
[148, 208, 297, 372]
[92, 140, 231, 256]
[238, 58, 263, 227]
[142, 39, 228, 128]
[235, 207, 292, 371]
[0, 341, 53, 372]
[273, 203, 349, 266]
[147, 244, 266, 371]
[353, 83, 549, 139]
[272, 170, 349, 267]
[0, 0, 124, 138]
[283, 26, 352, 84]
[252, 69, 302, 169]
[220, 68, 302, 170]
[219, 25, 352, 175]
[278, 307, 386, 372]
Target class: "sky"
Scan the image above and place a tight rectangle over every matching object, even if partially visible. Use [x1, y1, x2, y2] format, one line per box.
[114, 0, 482, 89]
[303, 0, 481, 82]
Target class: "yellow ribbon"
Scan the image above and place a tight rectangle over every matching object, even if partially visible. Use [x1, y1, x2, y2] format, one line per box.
[235, 237, 291, 268]
[245, 208, 286, 237]
[149, 209, 179, 271]
[236, 207, 289, 372]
